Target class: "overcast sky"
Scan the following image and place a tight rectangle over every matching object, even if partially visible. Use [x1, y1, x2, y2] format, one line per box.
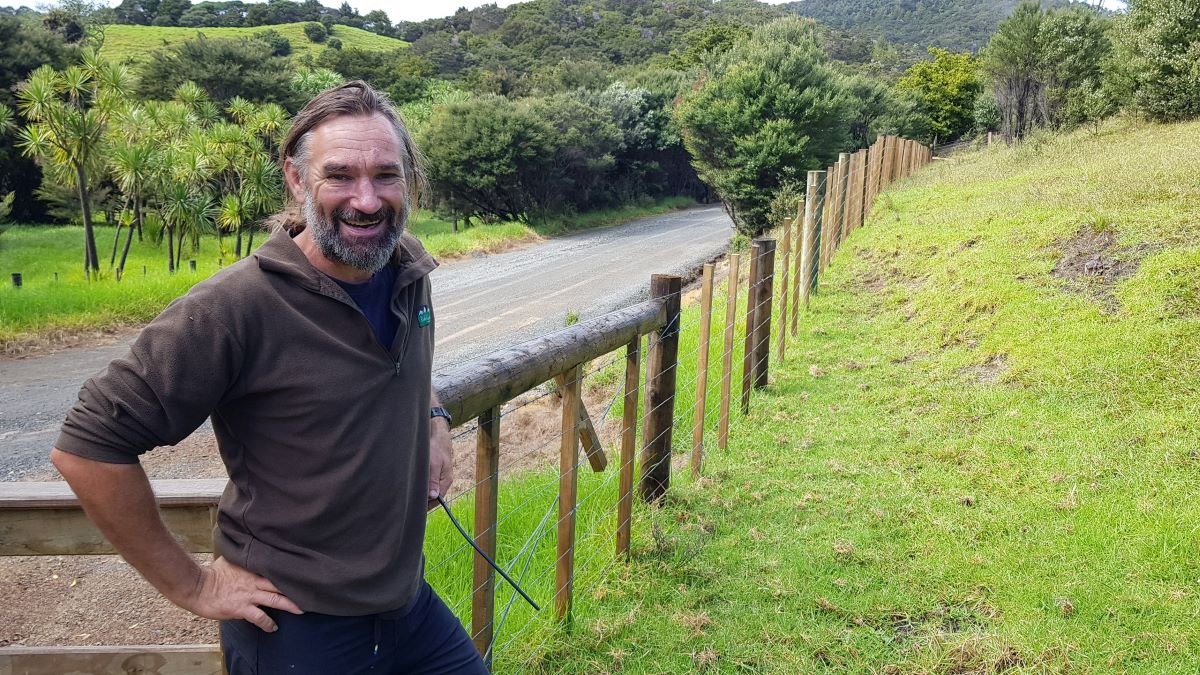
[2, 0, 1128, 24]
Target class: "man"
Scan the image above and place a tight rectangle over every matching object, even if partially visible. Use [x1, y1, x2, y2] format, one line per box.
[50, 82, 488, 673]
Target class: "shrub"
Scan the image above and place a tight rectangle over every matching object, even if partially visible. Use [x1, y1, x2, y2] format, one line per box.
[304, 22, 327, 44]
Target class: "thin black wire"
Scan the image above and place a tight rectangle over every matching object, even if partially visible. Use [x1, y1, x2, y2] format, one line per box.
[437, 495, 541, 611]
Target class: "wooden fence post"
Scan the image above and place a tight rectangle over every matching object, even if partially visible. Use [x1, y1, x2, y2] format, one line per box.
[821, 164, 836, 272]
[858, 149, 871, 228]
[740, 242, 760, 414]
[616, 339, 639, 557]
[887, 136, 896, 181]
[848, 151, 864, 236]
[774, 219, 791, 364]
[789, 202, 804, 337]
[880, 136, 894, 189]
[869, 138, 884, 212]
[751, 238, 776, 390]
[472, 406, 501, 659]
[639, 275, 682, 503]
[717, 252, 740, 450]
[835, 152, 850, 248]
[556, 365, 582, 619]
[691, 263, 715, 478]
[800, 171, 822, 314]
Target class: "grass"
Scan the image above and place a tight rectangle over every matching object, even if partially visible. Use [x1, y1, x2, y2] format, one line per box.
[97, 22, 406, 65]
[0, 197, 699, 350]
[531, 196, 698, 237]
[493, 117, 1200, 672]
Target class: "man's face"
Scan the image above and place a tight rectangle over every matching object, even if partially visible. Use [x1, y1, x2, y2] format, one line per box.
[287, 113, 409, 274]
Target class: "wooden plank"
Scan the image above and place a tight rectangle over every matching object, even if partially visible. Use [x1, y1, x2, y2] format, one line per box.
[471, 406, 501, 661]
[556, 364, 583, 619]
[616, 339, 639, 558]
[0, 644, 222, 675]
[0, 505, 217, 556]
[0, 479, 226, 509]
[717, 252, 740, 451]
[691, 263, 715, 478]
[553, 374, 607, 473]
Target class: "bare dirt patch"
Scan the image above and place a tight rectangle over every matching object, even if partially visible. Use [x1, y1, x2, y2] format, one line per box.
[1052, 225, 1153, 311]
[960, 354, 1008, 384]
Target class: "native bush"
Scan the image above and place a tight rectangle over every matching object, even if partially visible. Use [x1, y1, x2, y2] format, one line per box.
[1113, 0, 1200, 122]
[675, 17, 853, 235]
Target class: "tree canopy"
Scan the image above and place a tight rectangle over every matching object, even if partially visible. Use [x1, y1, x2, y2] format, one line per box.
[676, 17, 853, 235]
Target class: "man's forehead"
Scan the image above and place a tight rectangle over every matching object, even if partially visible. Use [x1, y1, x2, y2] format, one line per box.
[309, 113, 403, 156]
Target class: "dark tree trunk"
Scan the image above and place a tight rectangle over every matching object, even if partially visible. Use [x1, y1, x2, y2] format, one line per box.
[236, 222, 243, 257]
[117, 219, 136, 281]
[75, 162, 99, 276]
[167, 225, 176, 273]
[109, 222, 123, 268]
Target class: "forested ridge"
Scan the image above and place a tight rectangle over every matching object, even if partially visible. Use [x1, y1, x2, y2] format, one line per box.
[782, 0, 1085, 51]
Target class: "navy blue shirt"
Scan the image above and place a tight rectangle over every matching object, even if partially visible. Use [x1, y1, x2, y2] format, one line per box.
[334, 265, 399, 350]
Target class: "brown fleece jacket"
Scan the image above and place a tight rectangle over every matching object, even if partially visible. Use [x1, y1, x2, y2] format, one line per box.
[55, 227, 439, 616]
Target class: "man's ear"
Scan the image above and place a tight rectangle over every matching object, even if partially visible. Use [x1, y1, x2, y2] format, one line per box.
[282, 157, 304, 202]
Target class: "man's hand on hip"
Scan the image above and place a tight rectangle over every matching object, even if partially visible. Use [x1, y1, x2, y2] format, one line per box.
[177, 557, 303, 633]
[428, 416, 453, 511]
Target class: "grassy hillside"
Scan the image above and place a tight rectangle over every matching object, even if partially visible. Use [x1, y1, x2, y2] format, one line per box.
[98, 22, 406, 65]
[518, 119, 1200, 671]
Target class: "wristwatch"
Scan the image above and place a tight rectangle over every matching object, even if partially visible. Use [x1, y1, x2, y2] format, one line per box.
[430, 406, 452, 426]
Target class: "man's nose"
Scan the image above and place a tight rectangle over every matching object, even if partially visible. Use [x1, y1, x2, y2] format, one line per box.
[349, 177, 382, 214]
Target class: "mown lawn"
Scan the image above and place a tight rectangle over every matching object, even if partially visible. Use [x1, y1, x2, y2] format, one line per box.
[509, 119, 1200, 672]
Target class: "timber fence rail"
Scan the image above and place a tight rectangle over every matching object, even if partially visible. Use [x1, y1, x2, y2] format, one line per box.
[0, 136, 931, 674]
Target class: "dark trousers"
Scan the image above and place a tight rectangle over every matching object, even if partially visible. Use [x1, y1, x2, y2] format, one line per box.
[220, 581, 488, 674]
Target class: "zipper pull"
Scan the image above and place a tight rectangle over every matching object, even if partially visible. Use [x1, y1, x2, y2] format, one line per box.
[394, 360, 402, 377]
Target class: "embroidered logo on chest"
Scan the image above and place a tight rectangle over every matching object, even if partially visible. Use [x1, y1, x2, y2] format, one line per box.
[417, 305, 432, 327]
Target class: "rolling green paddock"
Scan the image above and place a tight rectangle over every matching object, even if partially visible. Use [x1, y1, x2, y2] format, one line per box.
[98, 22, 405, 65]
[511, 118, 1200, 672]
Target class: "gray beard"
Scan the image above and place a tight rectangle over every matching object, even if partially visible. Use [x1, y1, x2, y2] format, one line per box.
[302, 193, 403, 274]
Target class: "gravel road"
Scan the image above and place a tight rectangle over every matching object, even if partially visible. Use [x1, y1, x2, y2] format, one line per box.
[0, 205, 732, 479]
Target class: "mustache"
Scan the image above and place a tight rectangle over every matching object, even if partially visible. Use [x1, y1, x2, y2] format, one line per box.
[332, 205, 399, 226]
